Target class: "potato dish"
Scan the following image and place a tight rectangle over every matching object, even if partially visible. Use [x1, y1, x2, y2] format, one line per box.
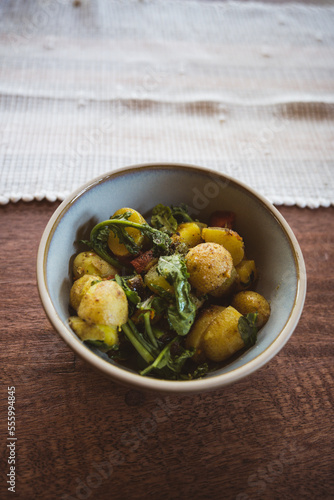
[68, 204, 270, 380]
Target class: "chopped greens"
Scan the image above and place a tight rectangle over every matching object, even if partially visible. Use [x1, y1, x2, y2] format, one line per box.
[170, 203, 194, 223]
[157, 254, 197, 336]
[80, 226, 122, 269]
[238, 312, 259, 348]
[89, 211, 172, 256]
[114, 274, 140, 315]
[151, 204, 178, 234]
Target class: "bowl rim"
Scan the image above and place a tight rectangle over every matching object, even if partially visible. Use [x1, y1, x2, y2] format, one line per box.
[37, 162, 307, 393]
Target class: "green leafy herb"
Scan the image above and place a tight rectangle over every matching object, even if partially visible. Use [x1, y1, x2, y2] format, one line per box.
[139, 339, 177, 376]
[170, 203, 194, 223]
[146, 283, 174, 302]
[151, 204, 178, 234]
[167, 345, 196, 374]
[89, 212, 172, 258]
[137, 295, 168, 317]
[157, 254, 197, 336]
[114, 274, 140, 314]
[81, 226, 122, 269]
[238, 312, 259, 348]
[179, 362, 210, 380]
[121, 321, 157, 364]
[191, 363, 210, 379]
[140, 340, 197, 379]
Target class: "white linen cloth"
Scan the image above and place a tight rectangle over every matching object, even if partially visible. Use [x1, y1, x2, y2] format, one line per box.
[0, 0, 333, 207]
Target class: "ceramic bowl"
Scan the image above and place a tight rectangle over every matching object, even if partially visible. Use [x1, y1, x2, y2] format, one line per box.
[37, 163, 306, 394]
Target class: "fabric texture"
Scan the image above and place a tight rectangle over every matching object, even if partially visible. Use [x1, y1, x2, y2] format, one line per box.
[0, 0, 333, 207]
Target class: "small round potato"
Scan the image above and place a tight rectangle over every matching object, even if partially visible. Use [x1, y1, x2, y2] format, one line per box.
[210, 267, 238, 298]
[78, 280, 128, 326]
[186, 242, 233, 295]
[73, 251, 118, 279]
[231, 291, 270, 328]
[70, 274, 101, 312]
[185, 305, 225, 362]
[108, 207, 146, 257]
[69, 316, 119, 346]
[202, 306, 244, 362]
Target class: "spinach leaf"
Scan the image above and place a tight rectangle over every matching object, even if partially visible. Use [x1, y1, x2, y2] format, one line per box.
[151, 204, 178, 234]
[167, 345, 196, 374]
[238, 312, 259, 348]
[157, 254, 197, 336]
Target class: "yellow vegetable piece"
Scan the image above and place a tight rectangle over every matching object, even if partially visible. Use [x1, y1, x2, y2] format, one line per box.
[144, 264, 174, 296]
[231, 291, 270, 328]
[108, 207, 146, 257]
[202, 306, 244, 362]
[70, 274, 101, 311]
[69, 316, 118, 346]
[194, 222, 207, 231]
[185, 306, 225, 362]
[78, 280, 128, 326]
[176, 222, 203, 248]
[202, 227, 245, 266]
[235, 259, 257, 290]
[73, 251, 118, 279]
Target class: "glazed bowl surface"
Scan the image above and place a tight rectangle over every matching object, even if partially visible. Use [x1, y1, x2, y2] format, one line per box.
[37, 163, 306, 393]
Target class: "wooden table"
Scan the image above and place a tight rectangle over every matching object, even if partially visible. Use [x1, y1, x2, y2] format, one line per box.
[0, 201, 333, 500]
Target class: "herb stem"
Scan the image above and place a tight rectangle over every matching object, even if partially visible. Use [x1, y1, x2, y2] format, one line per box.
[140, 339, 176, 376]
[93, 246, 122, 269]
[122, 323, 154, 364]
[90, 219, 172, 254]
[127, 319, 158, 356]
[143, 312, 158, 349]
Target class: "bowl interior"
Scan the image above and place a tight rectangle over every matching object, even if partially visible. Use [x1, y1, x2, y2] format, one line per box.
[40, 164, 305, 390]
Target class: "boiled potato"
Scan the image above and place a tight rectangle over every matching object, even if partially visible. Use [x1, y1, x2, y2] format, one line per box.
[144, 263, 174, 296]
[202, 227, 245, 266]
[176, 222, 203, 248]
[185, 242, 233, 295]
[210, 267, 238, 298]
[235, 260, 257, 290]
[202, 306, 244, 362]
[78, 280, 128, 326]
[231, 291, 270, 328]
[70, 274, 101, 311]
[69, 316, 119, 346]
[73, 251, 118, 279]
[108, 207, 146, 257]
[185, 305, 225, 362]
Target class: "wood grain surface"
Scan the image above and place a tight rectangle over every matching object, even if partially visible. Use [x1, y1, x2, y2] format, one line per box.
[0, 201, 333, 500]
